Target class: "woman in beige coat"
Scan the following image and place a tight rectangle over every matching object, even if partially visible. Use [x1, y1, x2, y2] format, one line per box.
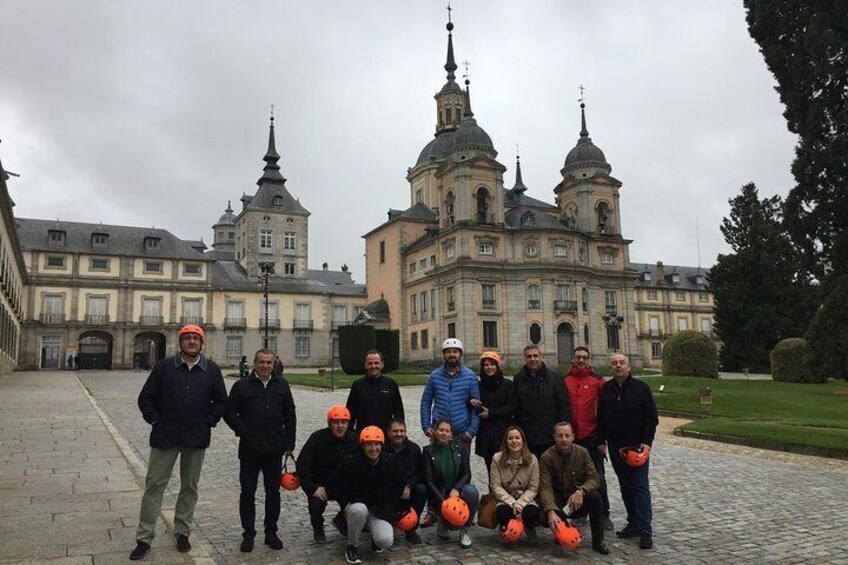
[489, 425, 540, 540]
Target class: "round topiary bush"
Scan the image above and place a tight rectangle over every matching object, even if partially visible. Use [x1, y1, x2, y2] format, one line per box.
[662, 330, 718, 378]
[770, 338, 817, 383]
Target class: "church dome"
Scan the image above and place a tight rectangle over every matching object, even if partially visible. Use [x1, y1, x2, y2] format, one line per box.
[564, 137, 608, 169]
[215, 201, 237, 226]
[416, 131, 456, 166]
[451, 116, 494, 154]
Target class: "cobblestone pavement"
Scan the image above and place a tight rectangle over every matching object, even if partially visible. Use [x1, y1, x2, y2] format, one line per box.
[4, 371, 848, 564]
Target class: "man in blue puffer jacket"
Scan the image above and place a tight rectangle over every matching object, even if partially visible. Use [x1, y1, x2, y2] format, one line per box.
[420, 338, 480, 446]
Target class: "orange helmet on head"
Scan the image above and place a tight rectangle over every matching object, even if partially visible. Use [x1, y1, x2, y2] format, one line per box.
[619, 445, 649, 467]
[554, 520, 582, 549]
[441, 496, 470, 527]
[179, 324, 205, 342]
[326, 405, 351, 422]
[395, 508, 418, 532]
[359, 425, 385, 445]
[480, 351, 502, 367]
[499, 518, 524, 542]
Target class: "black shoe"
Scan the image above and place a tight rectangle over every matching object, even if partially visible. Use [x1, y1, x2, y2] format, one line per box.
[240, 537, 254, 552]
[405, 530, 422, 544]
[176, 535, 191, 553]
[313, 525, 326, 543]
[332, 513, 349, 537]
[345, 545, 363, 564]
[592, 541, 610, 555]
[129, 541, 150, 560]
[265, 532, 283, 550]
[640, 532, 653, 549]
[616, 524, 640, 538]
[371, 539, 384, 554]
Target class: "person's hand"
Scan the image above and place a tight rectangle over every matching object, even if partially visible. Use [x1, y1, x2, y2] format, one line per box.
[402, 485, 411, 500]
[597, 444, 607, 459]
[568, 489, 584, 512]
[425, 428, 435, 438]
[469, 399, 483, 408]
[479, 407, 490, 419]
[548, 510, 561, 534]
[449, 489, 460, 499]
[313, 486, 328, 502]
[462, 432, 473, 443]
[641, 443, 651, 454]
[512, 502, 523, 515]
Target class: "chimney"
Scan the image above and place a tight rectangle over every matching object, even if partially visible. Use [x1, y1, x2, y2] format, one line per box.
[656, 261, 665, 283]
[322, 262, 328, 271]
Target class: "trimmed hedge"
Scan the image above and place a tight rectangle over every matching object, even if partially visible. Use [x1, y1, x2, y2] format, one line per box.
[662, 330, 718, 378]
[770, 338, 818, 383]
[375, 329, 400, 373]
[338, 325, 375, 374]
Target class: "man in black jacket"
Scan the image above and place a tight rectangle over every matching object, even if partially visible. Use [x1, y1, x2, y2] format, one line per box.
[512, 344, 571, 458]
[387, 418, 426, 544]
[130, 325, 228, 560]
[296, 405, 359, 543]
[225, 349, 297, 552]
[598, 353, 658, 550]
[346, 350, 404, 433]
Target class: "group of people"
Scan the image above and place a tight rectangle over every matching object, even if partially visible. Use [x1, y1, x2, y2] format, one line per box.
[128, 324, 658, 564]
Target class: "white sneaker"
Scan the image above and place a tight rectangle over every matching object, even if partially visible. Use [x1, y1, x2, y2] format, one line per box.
[459, 528, 472, 549]
[436, 520, 449, 540]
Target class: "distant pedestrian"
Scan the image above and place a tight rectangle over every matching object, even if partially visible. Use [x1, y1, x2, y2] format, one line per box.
[346, 350, 404, 433]
[273, 355, 284, 377]
[513, 345, 571, 459]
[129, 325, 228, 561]
[67, 354, 74, 370]
[239, 355, 249, 378]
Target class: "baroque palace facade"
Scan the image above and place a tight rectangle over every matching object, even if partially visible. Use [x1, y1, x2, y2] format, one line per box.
[360, 17, 716, 369]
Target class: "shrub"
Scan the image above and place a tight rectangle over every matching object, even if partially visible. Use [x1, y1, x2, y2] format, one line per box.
[662, 330, 718, 378]
[770, 338, 817, 382]
[338, 325, 375, 374]
[375, 329, 400, 373]
[805, 274, 848, 381]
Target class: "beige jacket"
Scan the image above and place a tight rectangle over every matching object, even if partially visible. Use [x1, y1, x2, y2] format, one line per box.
[489, 451, 540, 510]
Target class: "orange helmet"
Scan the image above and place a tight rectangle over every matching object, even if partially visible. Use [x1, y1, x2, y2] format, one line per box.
[359, 425, 385, 445]
[619, 445, 649, 467]
[280, 472, 300, 491]
[395, 508, 418, 532]
[499, 518, 524, 542]
[554, 520, 582, 549]
[326, 405, 351, 422]
[441, 496, 470, 527]
[480, 351, 502, 367]
[178, 324, 205, 342]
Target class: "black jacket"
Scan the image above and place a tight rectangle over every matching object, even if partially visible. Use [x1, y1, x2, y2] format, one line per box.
[346, 374, 405, 432]
[512, 363, 571, 448]
[389, 438, 424, 488]
[296, 427, 359, 497]
[598, 375, 658, 448]
[138, 354, 228, 449]
[326, 452, 406, 522]
[422, 441, 472, 504]
[224, 373, 297, 459]
[474, 373, 517, 458]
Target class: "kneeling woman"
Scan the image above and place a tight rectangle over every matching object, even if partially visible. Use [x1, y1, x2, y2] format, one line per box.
[423, 419, 479, 548]
[490, 426, 541, 541]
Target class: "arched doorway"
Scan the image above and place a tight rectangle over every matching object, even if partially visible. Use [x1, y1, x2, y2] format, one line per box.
[78, 331, 113, 370]
[134, 332, 166, 371]
[557, 322, 575, 368]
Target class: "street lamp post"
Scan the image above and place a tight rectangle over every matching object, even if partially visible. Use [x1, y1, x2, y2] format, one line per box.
[259, 261, 275, 349]
[603, 312, 624, 351]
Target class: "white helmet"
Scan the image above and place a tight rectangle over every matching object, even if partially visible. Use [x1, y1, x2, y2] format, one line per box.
[442, 338, 464, 352]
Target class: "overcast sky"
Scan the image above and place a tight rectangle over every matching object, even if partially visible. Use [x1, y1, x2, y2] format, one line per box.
[1, 0, 797, 281]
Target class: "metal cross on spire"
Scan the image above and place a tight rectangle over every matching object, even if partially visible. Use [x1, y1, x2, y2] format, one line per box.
[447, 1, 452, 23]
[462, 60, 471, 82]
[270, 104, 275, 122]
[578, 85, 586, 104]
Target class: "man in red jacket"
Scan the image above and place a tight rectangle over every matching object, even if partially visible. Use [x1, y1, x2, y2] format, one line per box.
[564, 346, 613, 530]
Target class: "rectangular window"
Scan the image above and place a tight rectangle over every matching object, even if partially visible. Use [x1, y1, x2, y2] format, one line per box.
[647, 290, 658, 300]
[226, 300, 245, 327]
[553, 244, 568, 257]
[675, 291, 686, 301]
[284, 262, 296, 276]
[677, 317, 689, 331]
[482, 321, 498, 348]
[419, 258, 427, 270]
[445, 245, 455, 259]
[90, 258, 109, 271]
[379, 241, 386, 264]
[421, 329, 429, 349]
[182, 298, 202, 324]
[430, 255, 436, 267]
[183, 263, 201, 276]
[606, 324, 620, 351]
[700, 318, 712, 334]
[91, 233, 108, 249]
[410, 332, 418, 350]
[481, 284, 497, 310]
[144, 261, 162, 274]
[260, 229, 273, 251]
[604, 290, 617, 314]
[410, 295, 418, 322]
[478, 243, 494, 255]
[649, 316, 660, 337]
[601, 253, 614, 264]
[87, 296, 107, 317]
[265, 336, 278, 352]
[420, 292, 428, 320]
[295, 336, 311, 358]
[260, 301, 279, 327]
[409, 263, 417, 274]
[46, 256, 65, 268]
[144, 237, 160, 250]
[699, 292, 709, 303]
[447, 322, 456, 339]
[141, 298, 163, 324]
[651, 342, 662, 359]
[284, 232, 296, 252]
[41, 294, 64, 323]
[226, 335, 242, 358]
[415, 189, 424, 204]
[294, 303, 312, 329]
[446, 286, 455, 312]
[643, 272, 652, 282]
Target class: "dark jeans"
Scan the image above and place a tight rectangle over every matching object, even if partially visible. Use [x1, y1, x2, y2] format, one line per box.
[576, 438, 610, 517]
[239, 455, 282, 537]
[529, 442, 554, 461]
[496, 502, 540, 529]
[544, 489, 605, 544]
[306, 493, 346, 529]
[609, 445, 652, 535]
[396, 483, 428, 531]
[429, 484, 480, 529]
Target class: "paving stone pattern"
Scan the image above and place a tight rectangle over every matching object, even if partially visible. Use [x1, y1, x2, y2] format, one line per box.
[3, 370, 848, 564]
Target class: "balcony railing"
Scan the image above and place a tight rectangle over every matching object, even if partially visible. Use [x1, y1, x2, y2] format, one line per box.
[447, 302, 456, 312]
[85, 314, 110, 325]
[40, 313, 66, 324]
[554, 300, 577, 312]
[139, 315, 164, 325]
[180, 316, 204, 326]
[482, 300, 497, 310]
[293, 319, 313, 330]
[259, 318, 281, 329]
[224, 317, 246, 329]
[528, 300, 541, 310]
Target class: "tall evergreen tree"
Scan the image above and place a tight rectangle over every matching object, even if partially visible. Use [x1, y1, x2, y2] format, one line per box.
[710, 183, 817, 372]
[745, 0, 848, 285]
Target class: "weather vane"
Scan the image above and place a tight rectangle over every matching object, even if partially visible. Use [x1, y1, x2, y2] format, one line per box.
[270, 104, 275, 120]
[463, 60, 471, 82]
[578, 85, 586, 104]
[447, 2, 452, 23]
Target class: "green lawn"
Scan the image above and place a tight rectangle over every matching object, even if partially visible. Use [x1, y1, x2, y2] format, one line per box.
[647, 376, 848, 455]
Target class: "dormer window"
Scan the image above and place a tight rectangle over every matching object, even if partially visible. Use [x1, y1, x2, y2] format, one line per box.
[48, 230, 66, 247]
[672, 273, 680, 283]
[272, 195, 283, 207]
[520, 211, 536, 226]
[144, 237, 161, 252]
[696, 275, 705, 285]
[643, 272, 652, 282]
[91, 233, 109, 251]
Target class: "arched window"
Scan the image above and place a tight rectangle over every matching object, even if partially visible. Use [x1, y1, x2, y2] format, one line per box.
[529, 322, 542, 345]
[584, 323, 590, 345]
[476, 188, 492, 224]
[527, 285, 541, 310]
[597, 202, 611, 234]
[445, 192, 455, 227]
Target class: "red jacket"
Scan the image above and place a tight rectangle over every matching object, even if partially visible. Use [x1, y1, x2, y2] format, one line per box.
[564, 366, 605, 442]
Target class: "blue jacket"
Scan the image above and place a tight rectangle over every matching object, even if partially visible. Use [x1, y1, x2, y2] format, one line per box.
[420, 364, 480, 436]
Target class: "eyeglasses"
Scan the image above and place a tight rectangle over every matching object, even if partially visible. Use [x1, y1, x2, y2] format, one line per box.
[575, 355, 589, 360]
